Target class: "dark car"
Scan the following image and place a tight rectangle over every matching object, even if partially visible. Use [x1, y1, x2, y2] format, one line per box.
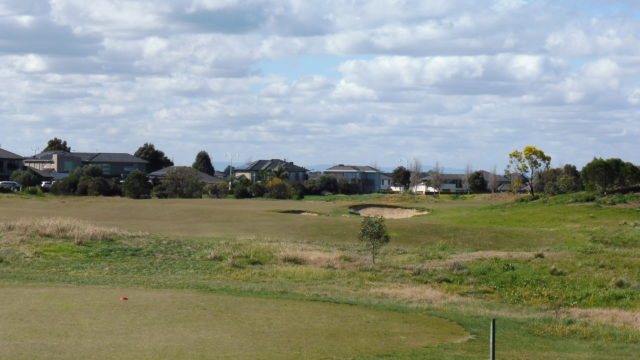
[0, 181, 24, 191]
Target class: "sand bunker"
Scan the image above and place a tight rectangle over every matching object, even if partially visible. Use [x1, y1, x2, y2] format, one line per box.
[278, 210, 319, 216]
[351, 205, 429, 219]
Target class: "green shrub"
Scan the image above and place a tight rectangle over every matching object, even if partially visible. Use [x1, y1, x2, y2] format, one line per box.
[153, 168, 205, 198]
[232, 178, 252, 199]
[266, 178, 292, 199]
[123, 171, 151, 199]
[10, 169, 40, 187]
[23, 186, 42, 195]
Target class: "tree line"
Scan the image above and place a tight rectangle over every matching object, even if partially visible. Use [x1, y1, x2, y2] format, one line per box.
[10, 140, 640, 199]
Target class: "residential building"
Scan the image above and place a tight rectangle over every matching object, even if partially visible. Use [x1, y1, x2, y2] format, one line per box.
[23, 151, 147, 178]
[0, 148, 23, 180]
[324, 165, 381, 193]
[413, 170, 511, 194]
[380, 173, 392, 191]
[149, 166, 225, 185]
[233, 159, 307, 183]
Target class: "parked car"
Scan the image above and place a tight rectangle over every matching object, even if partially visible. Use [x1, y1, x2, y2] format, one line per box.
[0, 181, 24, 191]
[41, 180, 54, 189]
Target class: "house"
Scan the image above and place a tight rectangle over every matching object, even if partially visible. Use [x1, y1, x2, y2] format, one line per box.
[0, 148, 23, 180]
[380, 173, 392, 191]
[233, 159, 308, 183]
[323, 165, 382, 193]
[418, 171, 512, 194]
[23, 151, 147, 178]
[149, 166, 225, 185]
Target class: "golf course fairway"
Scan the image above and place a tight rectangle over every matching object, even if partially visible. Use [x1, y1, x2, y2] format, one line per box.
[0, 284, 468, 359]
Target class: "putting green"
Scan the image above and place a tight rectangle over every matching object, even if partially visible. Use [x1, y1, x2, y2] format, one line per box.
[0, 284, 468, 359]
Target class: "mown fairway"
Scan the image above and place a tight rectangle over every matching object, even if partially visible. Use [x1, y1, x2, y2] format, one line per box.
[0, 284, 466, 359]
[1, 193, 640, 359]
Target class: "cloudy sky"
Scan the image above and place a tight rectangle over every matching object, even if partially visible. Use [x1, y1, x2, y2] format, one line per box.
[1, 0, 639, 171]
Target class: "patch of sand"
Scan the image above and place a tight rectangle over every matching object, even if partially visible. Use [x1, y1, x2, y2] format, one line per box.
[355, 206, 429, 219]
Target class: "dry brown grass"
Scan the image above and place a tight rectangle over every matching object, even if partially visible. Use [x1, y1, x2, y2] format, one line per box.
[0, 217, 146, 242]
[274, 243, 364, 269]
[418, 251, 559, 270]
[567, 308, 640, 330]
[371, 284, 466, 306]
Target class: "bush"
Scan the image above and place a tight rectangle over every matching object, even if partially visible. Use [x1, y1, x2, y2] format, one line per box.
[266, 178, 292, 199]
[232, 178, 252, 199]
[123, 171, 151, 199]
[108, 178, 122, 196]
[23, 186, 42, 195]
[10, 169, 40, 187]
[249, 182, 267, 198]
[154, 167, 205, 198]
[205, 182, 230, 199]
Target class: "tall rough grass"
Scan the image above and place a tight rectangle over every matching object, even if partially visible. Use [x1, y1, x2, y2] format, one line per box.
[0, 217, 145, 241]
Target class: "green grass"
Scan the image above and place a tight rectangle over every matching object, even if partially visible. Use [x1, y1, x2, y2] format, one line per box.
[1, 193, 640, 358]
[0, 284, 466, 360]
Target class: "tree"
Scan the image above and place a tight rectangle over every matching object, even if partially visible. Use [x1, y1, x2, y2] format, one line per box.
[468, 171, 487, 193]
[134, 143, 173, 173]
[50, 165, 106, 196]
[123, 171, 151, 199]
[153, 167, 204, 198]
[192, 151, 215, 176]
[409, 159, 423, 193]
[43, 137, 71, 152]
[10, 169, 39, 187]
[319, 175, 339, 194]
[463, 164, 473, 194]
[582, 158, 615, 194]
[430, 162, 443, 195]
[391, 166, 411, 192]
[581, 158, 638, 194]
[232, 177, 252, 199]
[271, 164, 289, 180]
[358, 216, 390, 264]
[506, 146, 551, 196]
[266, 178, 292, 199]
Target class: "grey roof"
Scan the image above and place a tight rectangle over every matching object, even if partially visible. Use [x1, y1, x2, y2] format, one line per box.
[421, 170, 510, 183]
[0, 148, 23, 160]
[149, 166, 225, 184]
[325, 164, 380, 173]
[235, 159, 307, 172]
[26, 151, 146, 164]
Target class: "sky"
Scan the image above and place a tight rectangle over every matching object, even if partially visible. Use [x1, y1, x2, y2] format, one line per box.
[1, 0, 639, 172]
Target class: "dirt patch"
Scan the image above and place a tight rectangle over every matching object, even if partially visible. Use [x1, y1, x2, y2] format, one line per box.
[351, 205, 429, 219]
[615, 202, 640, 208]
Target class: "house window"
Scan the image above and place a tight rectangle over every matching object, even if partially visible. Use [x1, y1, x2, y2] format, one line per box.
[7, 160, 20, 170]
[97, 163, 112, 176]
[0, 160, 4, 171]
[64, 161, 75, 172]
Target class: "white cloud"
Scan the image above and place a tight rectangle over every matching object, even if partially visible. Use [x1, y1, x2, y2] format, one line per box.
[331, 80, 377, 101]
[1, 0, 640, 169]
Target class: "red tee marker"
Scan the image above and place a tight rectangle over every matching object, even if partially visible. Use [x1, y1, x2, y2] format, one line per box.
[120, 297, 128, 301]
